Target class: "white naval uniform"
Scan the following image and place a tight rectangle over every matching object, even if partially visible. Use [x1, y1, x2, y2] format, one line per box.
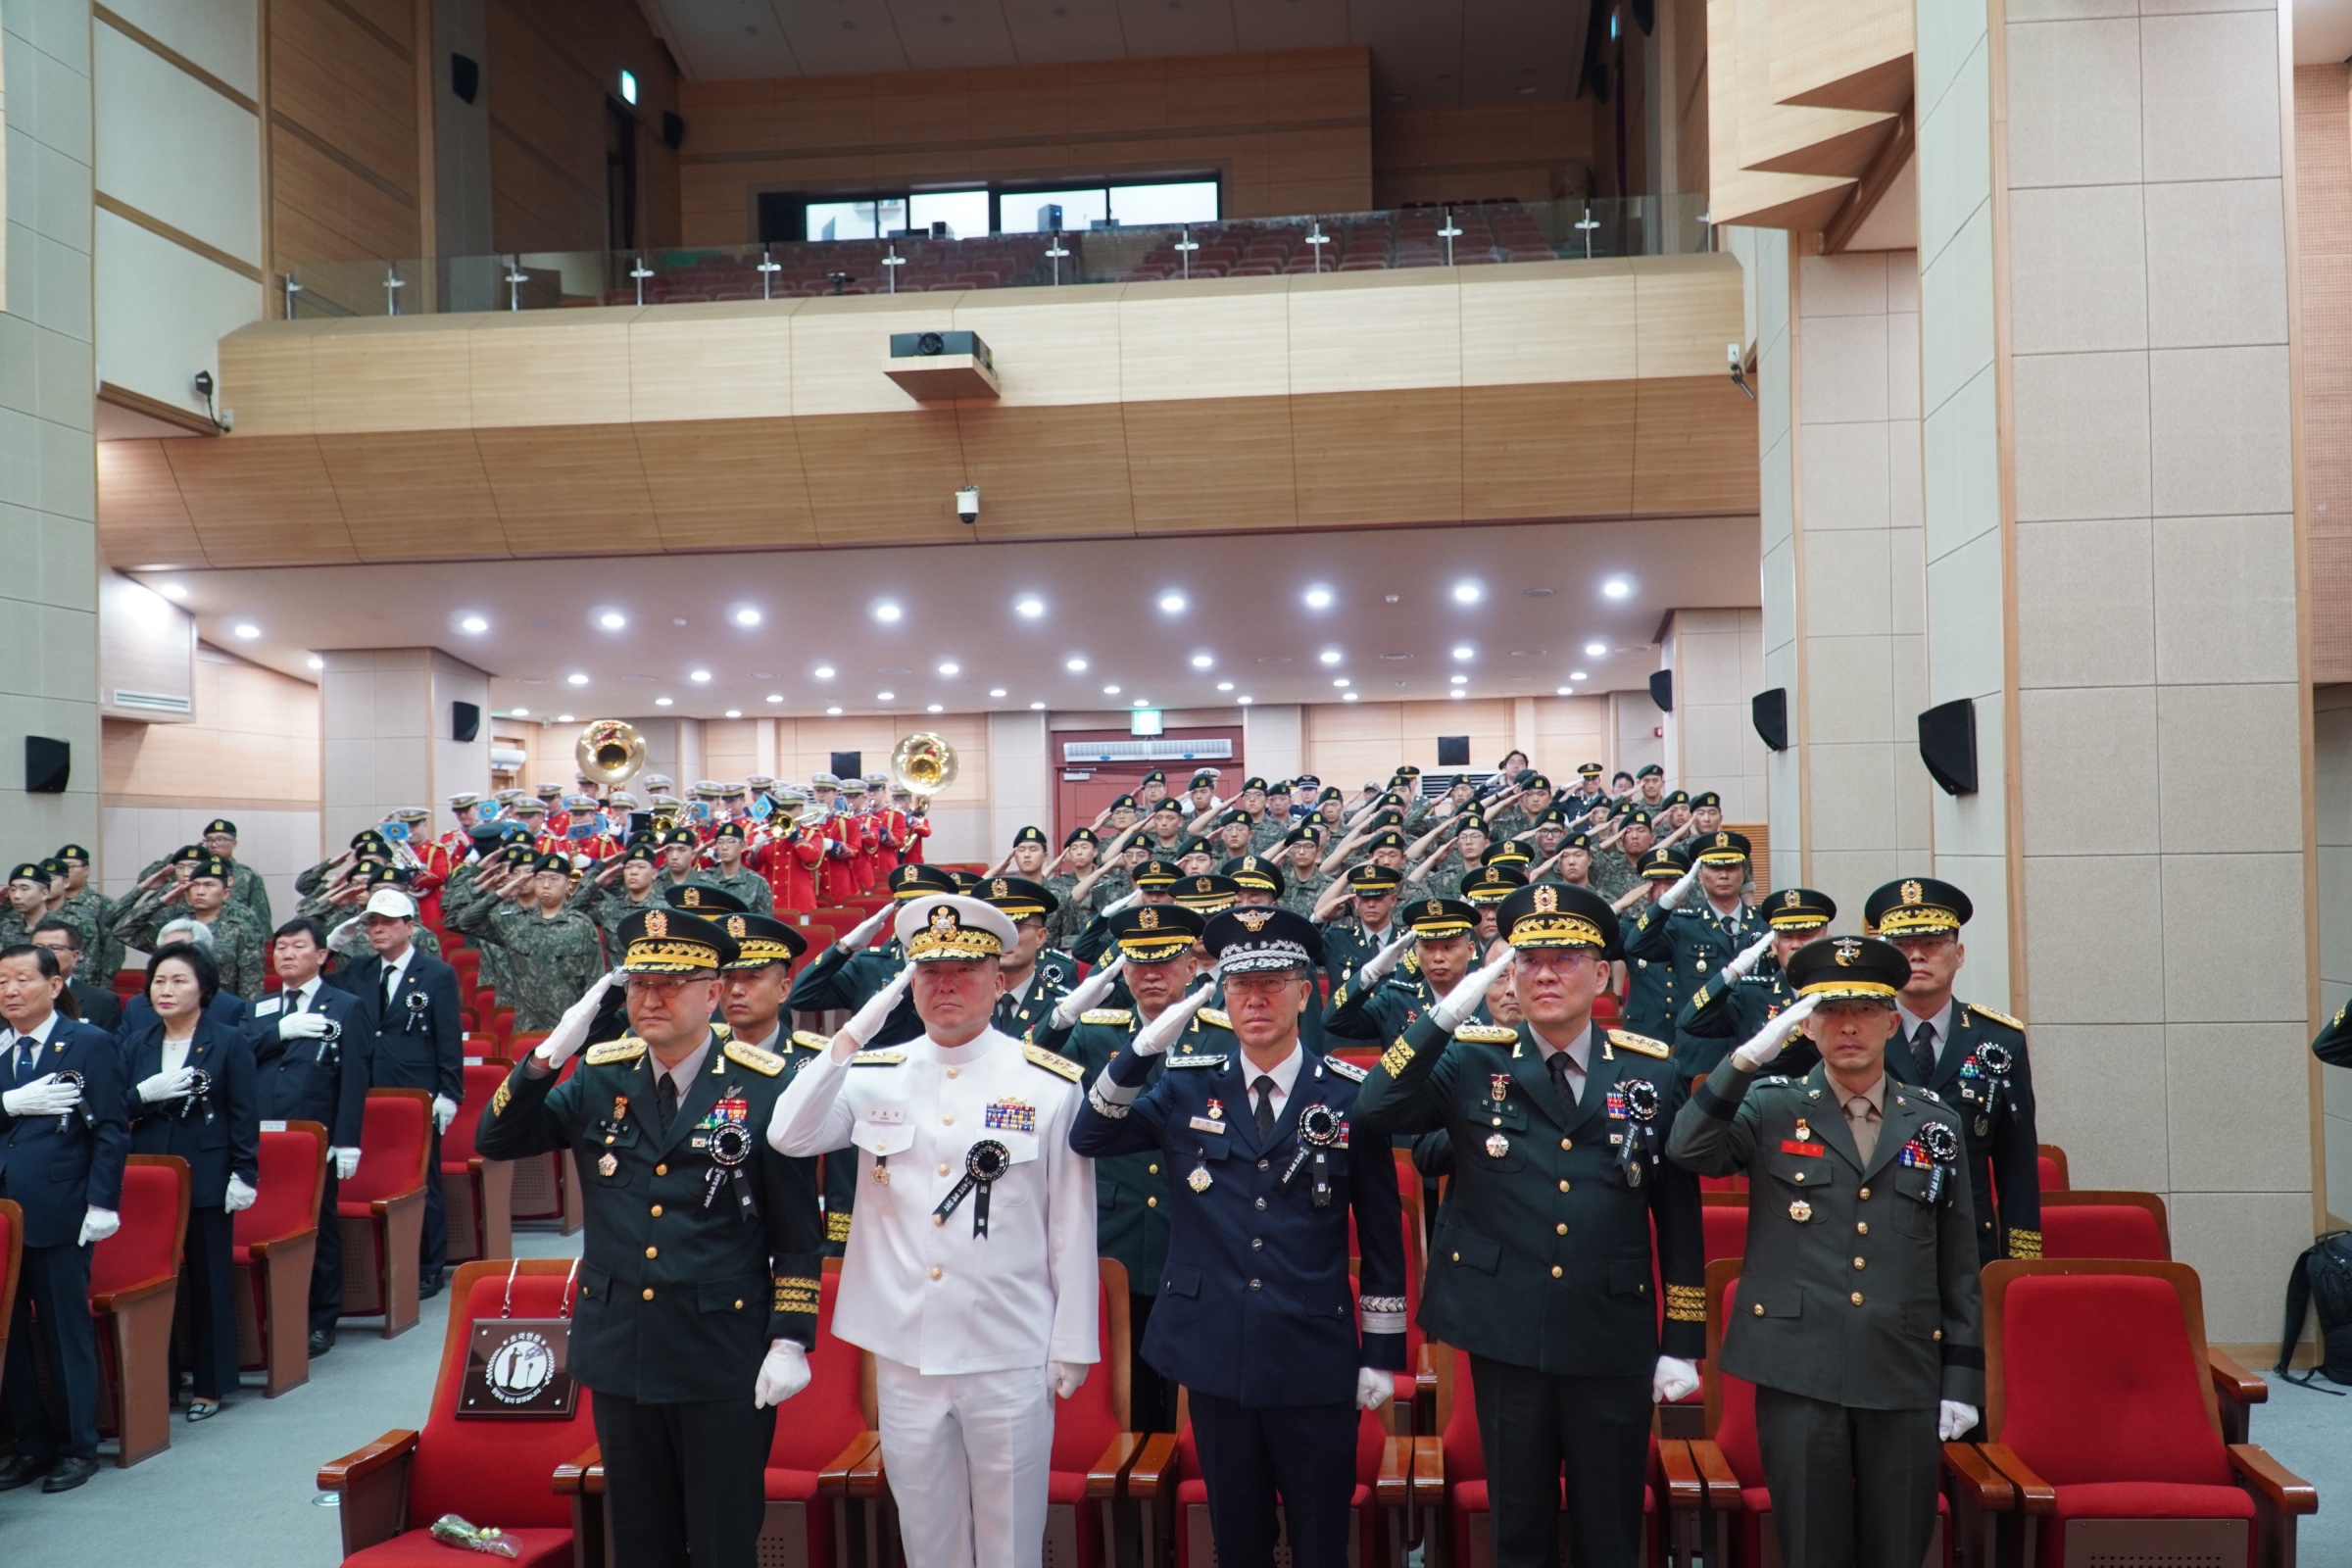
[769, 1025, 1099, 1568]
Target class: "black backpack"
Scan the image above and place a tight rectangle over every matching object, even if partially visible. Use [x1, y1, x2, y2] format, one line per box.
[2277, 1230, 2352, 1390]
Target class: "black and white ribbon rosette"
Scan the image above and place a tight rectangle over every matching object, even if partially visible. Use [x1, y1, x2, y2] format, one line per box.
[405, 989, 432, 1035]
[1615, 1077, 1661, 1187]
[701, 1121, 760, 1220]
[1278, 1103, 1345, 1208]
[316, 1015, 342, 1068]
[934, 1140, 1011, 1238]
[1918, 1119, 1961, 1205]
[175, 1066, 216, 1123]
[1969, 1041, 2015, 1137]
[53, 1069, 94, 1134]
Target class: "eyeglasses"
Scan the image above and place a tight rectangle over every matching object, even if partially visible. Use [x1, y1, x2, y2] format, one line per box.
[624, 974, 714, 998]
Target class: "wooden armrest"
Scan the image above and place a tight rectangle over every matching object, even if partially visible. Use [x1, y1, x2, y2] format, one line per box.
[1409, 1435, 1444, 1505]
[1940, 1443, 2015, 1509]
[1087, 1432, 1145, 1500]
[1979, 1445, 2056, 1513]
[1377, 1434, 1412, 1506]
[552, 1443, 601, 1494]
[246, 1226, 319, 1260]
[817, 1433, 878, 1495]
[1126, 1432, 1180, 1499]
[846, 1432, 888, 1498]
[1687, 1438, 1742, 1508]
[1655, 1439, 1707, 1510]
[318, 1430, 418, 1490]
[582, 1458, 605, 1495]
[2229, 1444, 2319, 1514]
[92, 1275, 178, 1313]
[2208, 1349, 2268, 1406]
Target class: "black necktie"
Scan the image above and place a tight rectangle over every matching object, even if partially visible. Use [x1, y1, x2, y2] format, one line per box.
[11, 1038, 30, 1086]
[381, 965, 398, 1013]
[657, 1073, 678, 1136]
[1252, 1075, 1276, 1142]
[1911, 1020, 1937, 1081]
[1547, 1052, 1578, 1114]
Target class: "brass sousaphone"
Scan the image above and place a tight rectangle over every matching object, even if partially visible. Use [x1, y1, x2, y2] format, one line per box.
[575, 719, 647, 787]
[891, 732, 958, 798]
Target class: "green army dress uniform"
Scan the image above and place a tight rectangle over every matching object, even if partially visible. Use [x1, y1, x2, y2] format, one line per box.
[1672, 887, 1838, 1083]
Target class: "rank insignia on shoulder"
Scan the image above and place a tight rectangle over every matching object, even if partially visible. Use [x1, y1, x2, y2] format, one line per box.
[585, 1039, 647, 1065]
[1452, 1024, 1519, 1045]
[1322, 1055, 1367, 1082]
[1754, 1075, 1790, 1087]
[1965, 1003, 2026, 1031]
[1606, 1029, 1672, 1059]
[1081, 1008, 1134, 1027]
[851, 1049, 906, 1066]
[1912, 1087, 1942, 1104]
[791, 1030, 833, 1053]
[1024, 1044, 1084, 1082]
[724, 1039, 787, 1077]
[1167, 1053, 1228, 1069]
[1197, 1007, 1232, 1030]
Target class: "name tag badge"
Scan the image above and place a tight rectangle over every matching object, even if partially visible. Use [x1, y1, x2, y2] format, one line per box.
[863, 1106, 905, 1125]
[260, 1119, 288, 1133]
[1188, 1115, 1228, 1136]
[255, 998, 283, 1016]
[1782, 1139, 1827, 1156]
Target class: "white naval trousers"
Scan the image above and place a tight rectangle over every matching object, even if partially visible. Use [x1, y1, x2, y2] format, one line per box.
[875, 1355, 1055, 1568]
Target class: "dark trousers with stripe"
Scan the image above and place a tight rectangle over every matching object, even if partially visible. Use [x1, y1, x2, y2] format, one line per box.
[1753, 1387, 1940, 1568]
[592, 1391, 776, 1568]
[1190, 1392, 1357, 1568]
[1469, 1357, 1651, 1568]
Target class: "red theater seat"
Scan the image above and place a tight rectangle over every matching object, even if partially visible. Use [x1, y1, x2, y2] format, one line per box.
[758, 1260, 880, 1566]
[443, 1063, 515, 1266]
[339, 1090, 432, 1338]
[235, 1119, 328, 1396]
[2037, 1142, 2070, 1192]
[90, 1154, 190, 1467]
[318, 1260, 600, 1568]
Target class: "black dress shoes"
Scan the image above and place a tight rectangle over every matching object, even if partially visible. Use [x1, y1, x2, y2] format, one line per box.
[418, 1271, 446, 1300]
[309, 1328, 335, 1356]
[0, 1453, 52, 1491]
[41, 1456, 99, 1493]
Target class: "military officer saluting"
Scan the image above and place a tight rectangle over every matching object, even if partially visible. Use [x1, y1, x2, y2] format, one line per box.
[1615, 846, 1693, 1038]
[476, 907, 823, 1568]
[980, 876, 1072, 1038]
[1666, 936, 1984, 1568]
[1323, 896, 1483, 1045]
[785, 863, 958, 1062]
[1867, 877, 2040, 1264]
[1070, 907, 1406, 1568]
[1673, 887, 1837, 1083]
[1621, 830, 1766, 1013]
[1353, 883, 1705, 1568]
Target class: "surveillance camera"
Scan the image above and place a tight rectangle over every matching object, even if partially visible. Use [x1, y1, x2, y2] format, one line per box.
[955, 486, 980, 525]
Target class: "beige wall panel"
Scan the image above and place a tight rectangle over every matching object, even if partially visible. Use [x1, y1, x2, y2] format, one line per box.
[163, 437, 361, 565]
[1119, 397, 1300, 533]
[1730, 0, 1888, 178]
[1633, 378, 1762, 514]
[792, 297, 961, 418]
[1116, 280, 1293, 404]
[2297, 68, 2352, 682]
[1636, 257, 1752, 378]
[1704, 0, 1855, 230]
[1305, 699, 1515, 784]
[1767, 0, 1913, 114]
[632, 417, 819, 553]
[97, 440, 208, 568]
[952, 404, 1137, 539]
[315, 431, 511, 561]
[1532, 696, 1613, 759]
[103, 651, 320, 806]
[1288, 270, 1463, 396]
[218, 321, 323, 437]
[1371, 100, 1595, 208]
[948, 290, 1126, 408]
[269, 0, 417, 196]
[471, 425, 657, 556]
[1459, 263, 1638, 386]
[794, 411, 981, 547]
[1459, 381, 1639, 518]
[703, 719, 760, 784]
[1291, 389, 1462, 528]
[310, 320, 476, 433]
[772, 713, 991, 812]
[268, 122, 421, 268]
[628, 305, 803, 424]
[467, 313, 637, 428]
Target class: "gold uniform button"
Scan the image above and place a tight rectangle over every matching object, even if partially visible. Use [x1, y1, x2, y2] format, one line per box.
[650, 1204, 663, 1218]
[1452, 1251, 1461, 1262]
[938, 1163, 952, 1176]
[1753, 1304, 1765, 1317]
[1793, 1172, 1805, 1183]
[642, 1288, 656, 1301]
[1147, 1197, 1158, 1207]
[943, 1114, 955, 1126]
[734, 1299, 745, 1310]
[1560, 1138, 1572, 1151]
[946, 1067, 958, 1078]
[929, 1266, 943, 1280]
[655, 1163, 667, 1177]
[1852, 1257, 1865, 1270]
[1934, 1330, 1944, 1342]
[646, 1246, 659, 1259]
[1850, 1292, 1864, 1305]
[1555, 1223, 1568, 1235]
[1858, 1186, 1870, 1200]
[1149, 1164, 1159, 1175]
[1557, 1180, 1570, 1193]
[1550, 1265, 1563, 1278]
[1854, 1222, 1867, 1235]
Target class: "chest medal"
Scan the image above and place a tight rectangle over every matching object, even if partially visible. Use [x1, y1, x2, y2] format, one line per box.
[1188, 1161, 1213, 1193]
[1485, 1132, 1510, 1159]
[1788, 1199, 1812, 1222]
[598, 1152, 618, 1178]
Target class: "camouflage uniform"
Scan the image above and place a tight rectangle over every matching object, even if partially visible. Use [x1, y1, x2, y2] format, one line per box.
[443, 892, 605, 1031]
[54, 888, 119, 977]
[139, 855, 270, 931]
[112, 893, 270, 999]
[695, 866, 774, 916]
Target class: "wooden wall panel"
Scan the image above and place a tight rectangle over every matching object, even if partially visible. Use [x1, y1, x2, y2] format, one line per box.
[1371, 101, 1598, 210]
[2296, 66, 2352, 683]
[486, 0, 681, 254]
[1304, 700, 1517, 786]
[104, 646, 321, 806]
[266, 0, 424, 270]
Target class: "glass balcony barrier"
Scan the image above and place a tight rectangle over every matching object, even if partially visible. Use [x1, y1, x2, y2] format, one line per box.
[280, 194, 1714, 319]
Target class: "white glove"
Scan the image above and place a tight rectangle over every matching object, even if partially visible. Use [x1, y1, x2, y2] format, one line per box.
[1102, 888, 1142, 915]
[1724, 931, 1775, 982]
[831, 963, 915, 1061]
[1939, 1400, 1980, 1441]
[1430, 950, 1517, 1034]
[838, 905, 893, 953]
[755, 1340, 810, 1408]
[1657, 864, 1700, 909]
[433, 1094, 459, 1134]
[78, 1206, 121, 1247]
[224, 1174, 258, 1212]
[278, 1010, 333, 1041]
[1132, 985, 1213, 1057]
[1651, 1356, 1700, 1404]
[1050, 957, 1126, 1030]
[1051, 1361, 1089, 1399]
[1355, 931, 1414, 990]
[1731, 994, 1821, 1071]
[333, 1147, 362, 1181]
[1355, 1367, 1394, 1412]
[4, 1073, 83, 1118]
[136, 1066, 198, 1103]
[534, 968, 622, 1070]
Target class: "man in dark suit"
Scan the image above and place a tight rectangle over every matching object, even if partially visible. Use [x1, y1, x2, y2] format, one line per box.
[325, 887, 463, 1296]
[249, 917, 372, 1351]
[0, 943, 130, 1494]
[31, 917, 122, 1033]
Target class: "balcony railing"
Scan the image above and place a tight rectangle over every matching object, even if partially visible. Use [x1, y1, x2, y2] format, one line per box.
[280, 195, 1714, 319]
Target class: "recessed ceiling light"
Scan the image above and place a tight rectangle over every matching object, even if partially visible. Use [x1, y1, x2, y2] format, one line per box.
[814, 665, 835, 679]
[1303, 587, 1334, 610]
[1015, 596, 1045, 618]
[1556, 686, 1573, 695]
[938, 662, 959, 676]
[1585, 641, 1607, 656]
[1066, 657, 1089, 672]
[927, 703, 944, 713]
[566, 672, 590, 686]
[306, 655, 324, 670]
[827, 706, 844, 715]
[724, 709, 742, 718]
[1103, 684, 1121, 695]
[1343, 692, 1359, 702]
[655, 696, 674, 707]
[873, 602, 903, 622]
[1383, 594, 1400, 605]
[1238, 696, 1254, 706]
[877, 691, 896, 701]
[689, 669, 711, 683]
[733, 607, 761, 626]
[1449, 674, 1467, 685]
[1158, 593, 1186, 613]
[1132, 699, 1149, 709]
[988, 687, 1007, 698]
[512, 707, 530, 716]
[1029, 701, 1046, 710]
[1451, 646, 1473, 661]
[459, 614, 488, 634]
[1318, 650, 1342, 665]
[597, 611, 626, 630]
[1452, 582, 1483, 604]
[1333, 678, 1349, 688]
[1190, 654, 1213, 669]
[1570, 669, 1589, 680]
[556, 712, 574, 722]
[1449, 690, 1466, 700]
[1602, 577, 1632, 599]
[766, 694, 783, 703]
[232, 622, 260, 639]
[1216, 681, 1233, 692]
[1525, 587, 1554, 599]
[159, 583, 187, 601]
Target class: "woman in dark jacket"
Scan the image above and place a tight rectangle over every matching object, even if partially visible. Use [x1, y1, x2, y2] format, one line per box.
[120, 942, 260, 1420]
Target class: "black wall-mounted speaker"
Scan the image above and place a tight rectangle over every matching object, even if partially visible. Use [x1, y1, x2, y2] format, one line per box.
[452, 702, 481, 744]
[25, 736, 69, 794]
[1918, 698, 1979, 796]
[662, 111, 684, 149]
[451, 54, 480, 104]
[1751, 688, 1788, 752]
[830, 751, 863, 782]
[1648, 670, 1674, 713]
[1437, 736, 1470, 767]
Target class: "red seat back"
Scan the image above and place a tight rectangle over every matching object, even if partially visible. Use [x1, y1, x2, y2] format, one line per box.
[2037, 1151, 2068, 1192]
[0, 1200, 16, 1318]
[1995, 1271, 2230, 1487]
[767, 1268, 867, 1471]
[1707, 1270, 1765, 1487]
[406, 1267, 596, 1531]
[1701, 1202, 1745, 1264]
[346, 1092, 430, 1204]
[451, 1063, 507, 1166]
[1441, 1348, 1484, 1485]
[92, 1159, 187, 1296]
[2040, 1196, 2168, 1262]
[1050, 1271, 1123, 1473]
[235, 1125, 325, 1248]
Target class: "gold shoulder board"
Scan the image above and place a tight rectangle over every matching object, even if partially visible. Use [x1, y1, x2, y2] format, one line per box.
[1965, 1003, 2026, 1031]
[1198, 1007, 1232, 1029]
[724, 1040, 787, 1077]
[711, 1021, 734, 1041]
[1322, 1055, 1367, 1082]
[791, 1030, 834, 1053]
[1081, 1008, 1134, 1027]
[1452, 1025, 1519, 1045]
[851, 1049, 906, 1066]
[1607, 1029, 1672, 1058]
[585, 1039, 646, 1065]
[1024, 1044, 1084, 1082]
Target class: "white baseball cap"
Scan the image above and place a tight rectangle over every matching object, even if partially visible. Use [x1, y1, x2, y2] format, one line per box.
[364, 888, 417, 919]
